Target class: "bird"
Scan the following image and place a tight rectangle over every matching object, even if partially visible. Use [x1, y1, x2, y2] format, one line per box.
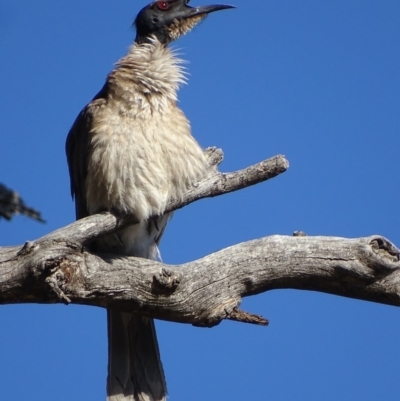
[66, 1, 234, 400]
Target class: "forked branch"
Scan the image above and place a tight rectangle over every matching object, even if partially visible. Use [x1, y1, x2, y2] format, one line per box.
[46, 148, 289, 245]
[1, 150, 399, 327]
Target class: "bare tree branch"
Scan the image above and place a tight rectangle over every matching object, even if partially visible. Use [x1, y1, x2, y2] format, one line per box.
[0, 183, 45, 223]
[1, 150, 399, 328]
[1, 232, 399, 326]
[1, 151, 400, 326]
[46, 149, 289, 245]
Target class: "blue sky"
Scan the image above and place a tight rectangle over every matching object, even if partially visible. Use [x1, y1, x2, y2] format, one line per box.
[1, 0, 399, 400]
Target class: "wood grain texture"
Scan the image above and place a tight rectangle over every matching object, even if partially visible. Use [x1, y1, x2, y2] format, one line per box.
[1, 151, 399, 326]
[1, 232, 399, 325]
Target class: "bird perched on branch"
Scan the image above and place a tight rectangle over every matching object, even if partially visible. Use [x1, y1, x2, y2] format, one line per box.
[66, 1, 233, 400]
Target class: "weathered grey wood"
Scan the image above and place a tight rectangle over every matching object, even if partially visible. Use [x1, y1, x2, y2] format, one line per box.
[1, 231, 399, 325]
[1, 151, 399, 327]
[45, 149, 289, 245]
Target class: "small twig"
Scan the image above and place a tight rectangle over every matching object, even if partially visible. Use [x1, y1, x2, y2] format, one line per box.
[0, 183, 45, 222]
[226, 308, 269, 326]
[48, 151, 289, 245]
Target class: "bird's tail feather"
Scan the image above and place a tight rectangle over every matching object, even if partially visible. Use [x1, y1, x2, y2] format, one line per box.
[107, 311, 167, 401]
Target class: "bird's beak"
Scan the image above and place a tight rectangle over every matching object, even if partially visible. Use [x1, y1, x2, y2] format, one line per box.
[188, 4, 235, 16]
[176, 1, 235, 19]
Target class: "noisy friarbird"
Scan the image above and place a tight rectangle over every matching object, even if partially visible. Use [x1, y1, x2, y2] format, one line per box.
[66, 1, 234, 400]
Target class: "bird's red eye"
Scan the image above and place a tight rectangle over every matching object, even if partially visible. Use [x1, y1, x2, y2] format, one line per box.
[156, 1, 170, 11]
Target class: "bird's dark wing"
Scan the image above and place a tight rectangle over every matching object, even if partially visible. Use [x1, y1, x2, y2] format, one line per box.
[66, 86, 107, 220]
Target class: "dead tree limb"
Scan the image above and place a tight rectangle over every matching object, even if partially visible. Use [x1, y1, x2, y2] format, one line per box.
[1, 150, 399, 327]
[0, 183, 45, 222]
[1, 232, 399, 326]
[46, 148, 289, 245]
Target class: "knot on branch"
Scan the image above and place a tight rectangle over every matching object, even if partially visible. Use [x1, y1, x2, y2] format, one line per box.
[17, 241, 38, 256]
[42, 258, 78, 304]
[370, 237, 400, 263]
[151, 268, 181, 295]
[293, 231, 307, 237]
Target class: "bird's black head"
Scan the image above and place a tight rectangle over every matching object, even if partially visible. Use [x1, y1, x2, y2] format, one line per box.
[134, 0, 234, 45]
